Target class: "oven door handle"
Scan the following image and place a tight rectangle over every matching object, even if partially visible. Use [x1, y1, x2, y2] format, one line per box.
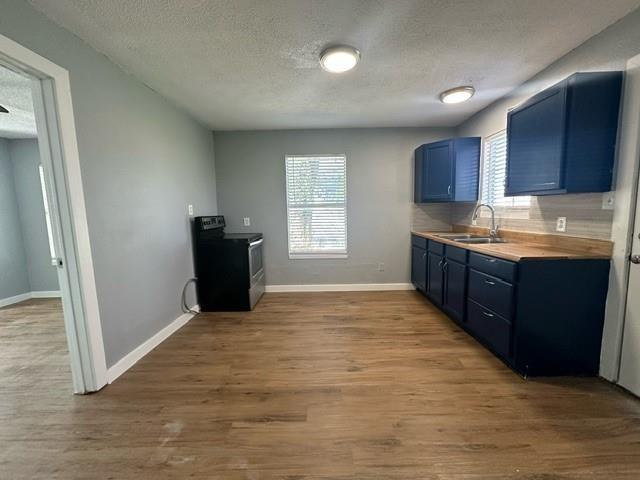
[249, 238, 264, 247]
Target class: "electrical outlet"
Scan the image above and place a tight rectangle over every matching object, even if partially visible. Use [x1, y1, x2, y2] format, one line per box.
[377, 262, 385, 272]
[243, 217, 251, 226]
[556, 217, 567, 232]
[188, 204, 194, 216]
[602, 192, 615, 210]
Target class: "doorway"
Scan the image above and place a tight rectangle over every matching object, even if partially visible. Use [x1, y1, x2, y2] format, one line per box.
[0, 65, 68, 389]
[0, 34, 107, 393]
[620, 217, 640, 396]
[611, 53, 640, 397]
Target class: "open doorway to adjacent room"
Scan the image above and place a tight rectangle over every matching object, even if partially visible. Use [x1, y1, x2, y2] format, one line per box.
[0, 64, 71, 391]
[0, 35, 107, 394]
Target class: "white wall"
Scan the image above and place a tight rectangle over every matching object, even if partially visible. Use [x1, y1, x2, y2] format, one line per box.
[215, 128, 453, 286]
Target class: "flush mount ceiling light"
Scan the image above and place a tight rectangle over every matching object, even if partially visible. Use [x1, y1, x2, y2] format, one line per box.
[319, 45, 361, 73]
[439, 86, 475, 104]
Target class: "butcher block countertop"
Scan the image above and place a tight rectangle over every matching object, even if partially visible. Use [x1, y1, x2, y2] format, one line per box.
[411, 225, 613, 262]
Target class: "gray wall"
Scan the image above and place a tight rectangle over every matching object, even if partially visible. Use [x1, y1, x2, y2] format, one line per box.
[215, 128, 452, 285]
[454, 8, 640, 239]
[0, 138, 30, 300]
[9, 139, 59, 292]
[1, 0, 217, 367]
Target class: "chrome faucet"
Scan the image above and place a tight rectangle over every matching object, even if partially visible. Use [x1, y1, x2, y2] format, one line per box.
[472, 203, 499, 239]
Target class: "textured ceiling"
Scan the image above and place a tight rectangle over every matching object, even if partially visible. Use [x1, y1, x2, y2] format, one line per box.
[29, 0, 640, 130]
[0, 66, 37, 139]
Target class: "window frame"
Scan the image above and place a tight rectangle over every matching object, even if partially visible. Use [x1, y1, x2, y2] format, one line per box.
[480, 130, 531, 219]
[284, 154, 348, 260]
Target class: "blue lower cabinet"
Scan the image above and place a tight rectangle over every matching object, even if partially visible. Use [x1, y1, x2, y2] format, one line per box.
[466, 299, 512, 360]
[512, 259, 610, 376]
[411, 237, 611, 377]
[467, 269, 514, 320]
[411, 245, 427, 292]
[442, 259, 466, 323]
[426, 251, 444, 305]
[468, 252, 517, 283]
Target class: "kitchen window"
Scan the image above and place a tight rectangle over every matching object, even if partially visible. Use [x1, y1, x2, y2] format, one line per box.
[38, 164, 56, 258]
[285, 154, 347, 259]
[480, 130, 530, 216]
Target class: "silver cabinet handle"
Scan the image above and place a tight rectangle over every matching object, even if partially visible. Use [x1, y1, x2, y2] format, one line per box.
[482, 311, 494, 318]
[631, 254, 640, 265]
[485, 280, 496, 286]
[447, 185, 452, 195]
[485, 258, 497, 263]
[443, 261, 448, 272]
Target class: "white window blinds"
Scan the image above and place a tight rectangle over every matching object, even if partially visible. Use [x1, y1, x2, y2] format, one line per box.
[285, 155, 347, 258]
[481, 130, 531, 210]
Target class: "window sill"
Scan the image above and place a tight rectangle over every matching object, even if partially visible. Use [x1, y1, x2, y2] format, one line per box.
[289, 253, 348, 260]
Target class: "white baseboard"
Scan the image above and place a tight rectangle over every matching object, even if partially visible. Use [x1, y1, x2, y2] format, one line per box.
[31, 290, 62, 298]
[106, 305, 200, 384]
[0, 292, 32, 308]
[265, 283, 414, 293]
[0, 290, 62, 307]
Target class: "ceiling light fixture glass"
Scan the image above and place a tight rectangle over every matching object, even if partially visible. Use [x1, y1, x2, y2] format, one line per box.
[319, 45, 361, 73]
[439, 86, 475, 104]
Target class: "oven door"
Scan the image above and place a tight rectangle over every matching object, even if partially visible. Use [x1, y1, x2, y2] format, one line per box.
[248, 238, 264, 284]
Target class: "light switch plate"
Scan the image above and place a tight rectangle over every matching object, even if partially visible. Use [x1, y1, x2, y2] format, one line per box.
[188, 204, 194, 216]
[602, 192, 615, 210]
[243, 217, 251, 226]
[556, 217, 567, 232]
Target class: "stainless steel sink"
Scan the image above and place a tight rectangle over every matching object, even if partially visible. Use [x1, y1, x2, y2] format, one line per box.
[454, 237, 508, 244]
[433, 233, 484, 240]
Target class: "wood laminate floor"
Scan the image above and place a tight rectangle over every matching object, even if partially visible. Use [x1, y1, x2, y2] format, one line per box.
[1, 292, 639, 479]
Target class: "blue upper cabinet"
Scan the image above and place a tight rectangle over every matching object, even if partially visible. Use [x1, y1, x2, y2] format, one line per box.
[506, 71, 622, 196]
[414, 137, 480, 203]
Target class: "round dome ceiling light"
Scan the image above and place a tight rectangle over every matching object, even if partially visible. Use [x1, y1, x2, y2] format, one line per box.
[439, 86, 475, 104]
[319, 45, 361, 73]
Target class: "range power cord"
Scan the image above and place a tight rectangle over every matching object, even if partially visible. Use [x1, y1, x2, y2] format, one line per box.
[181, 277, 199, 314]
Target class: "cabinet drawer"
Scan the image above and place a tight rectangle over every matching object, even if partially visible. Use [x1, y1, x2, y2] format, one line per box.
[411, 235, 427, 249]
[468, 252, 517, 283]
[467, 299, 512, 360]
[445, 245, 467, 264]
[468, 269, 514, 320]
[428, 240, 444, 255]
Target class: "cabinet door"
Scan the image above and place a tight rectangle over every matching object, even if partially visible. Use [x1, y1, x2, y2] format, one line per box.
[443, 259, 466, 323]
[424, 141, 453, 200]
[427, 252, 444, 305]
[506, 86, 566, 195]
[411, 246, 427, 292]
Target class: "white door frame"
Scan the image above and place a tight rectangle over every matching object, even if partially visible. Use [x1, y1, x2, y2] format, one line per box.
[0, 34, 107, 393]
[601, 54, 640, 381]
